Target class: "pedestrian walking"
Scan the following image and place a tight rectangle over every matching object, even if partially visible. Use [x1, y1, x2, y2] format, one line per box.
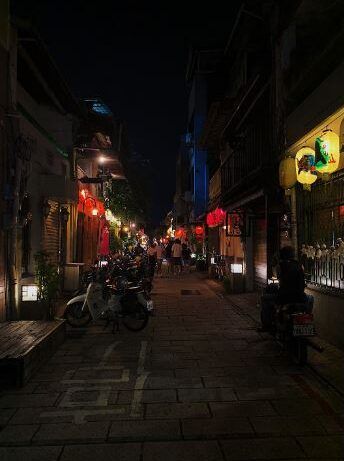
[165, 239, 174, 276]
[147, 242, 157, 278]
[156, 242, 165, 277]
[182, 243, 192, 273]
[171, 239, 183, 276]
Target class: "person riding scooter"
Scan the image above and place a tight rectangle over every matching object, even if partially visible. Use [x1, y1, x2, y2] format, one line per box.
[259, 246, 314, 332]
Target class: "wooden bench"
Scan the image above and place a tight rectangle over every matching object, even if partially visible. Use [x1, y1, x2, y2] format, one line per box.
[0, 320, 66, 387]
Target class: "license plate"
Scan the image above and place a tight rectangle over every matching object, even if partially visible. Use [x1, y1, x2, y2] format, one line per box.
[293, 324, 315, 336]
[146, 300, 154, 311]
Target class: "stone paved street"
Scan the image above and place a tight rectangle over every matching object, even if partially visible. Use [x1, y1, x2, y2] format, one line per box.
[0, 273, 344, 460]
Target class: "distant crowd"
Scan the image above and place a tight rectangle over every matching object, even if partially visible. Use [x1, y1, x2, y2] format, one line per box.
[137, 239, 192, 277]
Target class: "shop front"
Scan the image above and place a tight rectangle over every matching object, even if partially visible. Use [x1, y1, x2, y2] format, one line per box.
[284, 103, 344, 349]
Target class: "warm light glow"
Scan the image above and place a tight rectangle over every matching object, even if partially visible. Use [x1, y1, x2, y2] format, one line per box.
[123, 226, 129, 232]
[98, 155, 106, 164]
[279, 157, 297, 189]
[80, 189, 88, 200]
[268, 277, 279, 285]
[131, 223, 136, 228]
[92, 208, 98, 216]
[231, 263, 243, 274]
[315, 130, 340, 174]
[22, 285, 38, 301]
[295, 147, 317, 186]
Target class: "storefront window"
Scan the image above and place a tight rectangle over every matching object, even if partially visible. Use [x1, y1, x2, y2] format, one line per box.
[297, 170, 344, 291]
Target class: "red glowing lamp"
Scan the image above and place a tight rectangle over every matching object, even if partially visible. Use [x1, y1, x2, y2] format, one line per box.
[206, 208, 226, 227]
[195, 225, 204, 236]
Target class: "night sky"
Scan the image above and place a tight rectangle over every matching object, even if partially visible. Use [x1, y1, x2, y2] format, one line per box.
[12, 1, 240, 223]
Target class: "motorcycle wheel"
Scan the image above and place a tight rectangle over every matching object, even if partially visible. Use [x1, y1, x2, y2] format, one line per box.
[122, 303, 149, 332]
[65, 302, 92, 327]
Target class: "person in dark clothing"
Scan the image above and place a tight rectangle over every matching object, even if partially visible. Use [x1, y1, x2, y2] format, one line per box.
[182, 243, 192, 272]
[259, 246, 313, 331]
[165, 240, 174, 275]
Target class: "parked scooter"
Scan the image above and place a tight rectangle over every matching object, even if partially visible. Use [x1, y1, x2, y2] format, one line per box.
[273, 303, 317, 365]
[64, 279, 152, 332]
[264, 280, 323, 365]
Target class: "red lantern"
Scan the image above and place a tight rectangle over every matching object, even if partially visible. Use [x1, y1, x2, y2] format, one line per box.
[206, 208, 225, 227]
[175, 228, 186, 239]
[195, 225, 204, 236]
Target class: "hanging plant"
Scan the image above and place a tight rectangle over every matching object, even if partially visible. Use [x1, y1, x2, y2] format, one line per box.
[105, 180, 141, 221]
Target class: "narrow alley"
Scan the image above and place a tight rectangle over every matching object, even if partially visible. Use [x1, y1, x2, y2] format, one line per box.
[1, 273, 343, 461]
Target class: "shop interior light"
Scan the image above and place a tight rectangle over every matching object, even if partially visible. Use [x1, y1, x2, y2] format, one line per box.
[211, 257, 215, 264]
[21, 285, 38, 302]
[92, 208, 98, 216]
[268, 276, 279, 285]
[123, 226, 129, 232]
[231, 263, 243, 274]
[98, 155, 106, 164]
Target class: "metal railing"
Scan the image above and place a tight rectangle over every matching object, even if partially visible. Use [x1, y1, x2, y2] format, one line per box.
[303, 255, 344, 292]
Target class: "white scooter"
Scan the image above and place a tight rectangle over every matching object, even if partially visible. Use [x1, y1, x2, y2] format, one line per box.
[64, 281, 153, 332]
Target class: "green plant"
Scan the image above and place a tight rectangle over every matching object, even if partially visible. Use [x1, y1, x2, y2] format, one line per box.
[109, 229, 123, 252]
[105, 180, 141, 221]
[34, 252, 60, 319]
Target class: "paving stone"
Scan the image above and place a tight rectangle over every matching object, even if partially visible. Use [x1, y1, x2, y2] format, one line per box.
[297, 435, 344, 458]
[146, 402, 210, 419]
[178, 388, 237, 402]
[33, 421, 110, 443]
[203, 376, 237, 388]
[235, 386, 304, 400]
[0, 424, 39, 445]
[0, 446, 62, 461]
[9, 407, 77, 424]
[143, 440, 224, 461]
[221, 437, 305, 460]
[250, 416, 326, 436]
[0, 408, 16, 426]
[317, 414, 344, 434]
[145, 377, 203, 389]
[210, 401, 276, 418]
[109, 419, 181, 441]
[117, 389, 177, 404]
[60, 443, 141, 461]
[271, 398, 326, 416]
[174, 368, 229, 378]
[182, 417, 254, 438]
[0, 393, 60, 408]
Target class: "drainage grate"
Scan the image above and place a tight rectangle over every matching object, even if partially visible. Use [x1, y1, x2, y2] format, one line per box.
[181, 289, 201, 295]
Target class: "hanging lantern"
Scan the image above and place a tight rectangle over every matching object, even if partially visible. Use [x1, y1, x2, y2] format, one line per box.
[206, 208, 226, 227]
[295, 146, 317, 189]
[175, 228, 186, 239]
[315, 130, 340, 174]
[195, 225, 204, 236]
[279, 157, 296, 190]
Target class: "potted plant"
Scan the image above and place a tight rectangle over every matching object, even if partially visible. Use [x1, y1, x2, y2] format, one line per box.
[34, 252, 60, 320]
